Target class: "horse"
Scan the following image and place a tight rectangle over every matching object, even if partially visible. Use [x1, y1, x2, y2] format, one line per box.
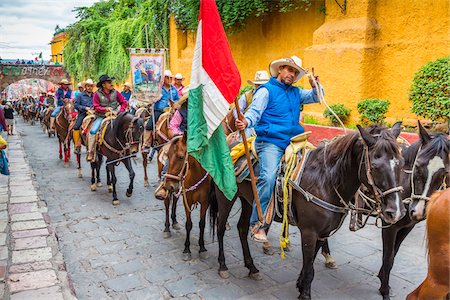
[55, 101, 76, 166]
[134, 105, 152, 187]
[406, 188, 450, 300]
[165, 133, 211, 259]
[28, 103, 38, 125]
[42, 107, 55, 137]
[378, 122, 450, 300]
[209, 123, 406, 299]
[95, 112, 144, 205]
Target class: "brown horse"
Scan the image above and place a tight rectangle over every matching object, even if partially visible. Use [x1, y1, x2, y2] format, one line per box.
[165, 134, 211, 259]
[55, 101, 75, 166]
[95, 112, 144, 205]
[209, 123, 406, 299]
[42, 107, 55, 137]
[134, 106, 152, 186]
[28, 103, 38, 125]
[406, 188, 450, 300]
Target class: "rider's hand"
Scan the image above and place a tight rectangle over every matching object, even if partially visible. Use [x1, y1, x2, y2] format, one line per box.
[235, 118, 248, 131]
[308, 67, 319, 88]
[173, 103, 181, 110]
[106, 107, 113, 112]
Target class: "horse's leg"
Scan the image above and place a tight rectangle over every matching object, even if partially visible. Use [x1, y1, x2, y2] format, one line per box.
[171, 195, 180, 229]
[90, 161, 97, 191]
[163, 194, 171, 238]
[321, 239, 337, 269]
[198, 199, 209, 259]
[297, 230, 323, 300]
[238, 198, 261, 280]
[76, 152, 82, 178]
[58, 142, 62, 159]
[406, 277, 448, 300]
[106, 163, 118, 205]
[106, 158, 112, 193]
[217, 193, 233, 279]
[142, 152, 149, 187]
[96, 154, 103, 186]
[122, 158, 135, 197]
[183, 202, 193, 261]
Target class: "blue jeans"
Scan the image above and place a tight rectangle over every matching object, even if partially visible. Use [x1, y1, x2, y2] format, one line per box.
[162, 158, 169, 181]
[250, 141, 284, 229]
[51, 106, 61, 117]
[90, 117, 104, 134]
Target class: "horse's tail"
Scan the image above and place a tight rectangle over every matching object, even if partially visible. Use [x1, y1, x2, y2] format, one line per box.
[208, 180, 218, 241]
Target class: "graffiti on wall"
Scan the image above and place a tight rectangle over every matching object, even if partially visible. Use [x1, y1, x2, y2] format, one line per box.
[0, 65, 65, 78]
[1, 79, 55, 101]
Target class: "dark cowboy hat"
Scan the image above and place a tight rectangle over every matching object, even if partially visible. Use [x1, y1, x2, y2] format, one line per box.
[97, 74, 116, 88]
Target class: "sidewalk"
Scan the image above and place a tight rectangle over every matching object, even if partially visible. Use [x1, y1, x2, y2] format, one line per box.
[1, 133, 76, 300]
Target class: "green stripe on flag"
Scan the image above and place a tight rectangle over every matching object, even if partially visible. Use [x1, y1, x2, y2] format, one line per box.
[187, 85, 237, 200]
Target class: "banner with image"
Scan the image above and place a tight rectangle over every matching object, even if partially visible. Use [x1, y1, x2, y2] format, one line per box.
[129, 48, 165, 104]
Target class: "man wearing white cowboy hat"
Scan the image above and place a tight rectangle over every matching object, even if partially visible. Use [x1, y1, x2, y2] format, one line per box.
[142, 70, 179, 150]
[173, 73, 185, 97]
[235, 55, 322, 243]
[74, 82, 84, 99]
[73, 79, 95, 154]
[50, 79, 74, 133]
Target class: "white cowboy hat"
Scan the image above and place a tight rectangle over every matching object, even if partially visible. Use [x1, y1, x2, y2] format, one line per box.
[77, 82, 83, 88]
[247, 70, 270, 86]
[269, 55, 306, 83]
[164, 70, 173, 78]
[123, 82, 132, 88]
[174, 73, 184, 80]
[84, 79, 95, 86]
[59, 79, 71, 85]
[47, 92, 54, 96]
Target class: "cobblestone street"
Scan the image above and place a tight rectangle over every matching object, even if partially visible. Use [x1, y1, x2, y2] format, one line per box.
[11, 119, 428, 300]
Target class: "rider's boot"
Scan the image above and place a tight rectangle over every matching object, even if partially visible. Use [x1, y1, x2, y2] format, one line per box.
[86, 134, 96, 162]
[73, 130, 81, 154]
[142, 129, 152, 152]
[49, 117, 55, 133]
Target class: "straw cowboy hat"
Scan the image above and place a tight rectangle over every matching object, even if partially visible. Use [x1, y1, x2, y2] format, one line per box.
[163, 70, 173, 78]
[269, 55, 306, 83]
[47, 92, 54, 96]
[123, 82, 132, 88]
[77, 82, 83, 88]
[174, 73, 184, 80]
[59, 79, 71, 85]
[247, 70, 270, 86]
[96, 74, 115, 88]
[83, 79, 95, 86]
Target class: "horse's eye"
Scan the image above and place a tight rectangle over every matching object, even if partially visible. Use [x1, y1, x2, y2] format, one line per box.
[177, 155, 184, 160]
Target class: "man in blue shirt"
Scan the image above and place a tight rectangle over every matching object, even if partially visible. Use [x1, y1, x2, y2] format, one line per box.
[236, 56, 322, 243]
[73, 79, 95, 154]
[142, 70, 179, 150]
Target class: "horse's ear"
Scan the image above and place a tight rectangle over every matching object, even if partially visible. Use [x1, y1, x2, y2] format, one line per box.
[169, 99, 175, 108]
[391, 121, 402, 138]
[357, 125, 376, 147]
[418, 120, 431, 145]
[182, 131, 187, 144]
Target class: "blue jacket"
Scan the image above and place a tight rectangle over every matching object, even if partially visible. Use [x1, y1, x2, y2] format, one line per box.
[254, 77, 306, 149]
[121, 90, 132, 101]
[154, 85, 179, 111]
[75, 91, 93, 113]
[56, 88, 72, 106]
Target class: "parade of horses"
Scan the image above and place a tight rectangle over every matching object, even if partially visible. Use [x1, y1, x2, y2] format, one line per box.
[0, 0, 449, 299]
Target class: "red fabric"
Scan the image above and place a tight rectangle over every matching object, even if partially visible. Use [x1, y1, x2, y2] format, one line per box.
[93, 90, 127, 114]
[200, 0, 241, 104]
[39, 96, 45, 103]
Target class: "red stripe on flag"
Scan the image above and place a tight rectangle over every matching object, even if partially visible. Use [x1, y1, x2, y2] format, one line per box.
[200, 0, 241, 104]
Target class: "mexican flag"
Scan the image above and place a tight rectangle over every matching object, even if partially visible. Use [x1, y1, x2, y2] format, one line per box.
[187, 0, 240, 200]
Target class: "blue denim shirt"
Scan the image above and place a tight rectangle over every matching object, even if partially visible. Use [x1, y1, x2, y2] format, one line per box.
[154, 85, 180, 111]
[75, 91, 93, 113]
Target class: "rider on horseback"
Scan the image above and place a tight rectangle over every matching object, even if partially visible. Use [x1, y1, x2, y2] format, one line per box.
[235, 56, 322, 243]
[50, 79, 74, 133]
[142, 70, 179, 150]
[73, 79, 95, 154]
[86, 74, 127, 162]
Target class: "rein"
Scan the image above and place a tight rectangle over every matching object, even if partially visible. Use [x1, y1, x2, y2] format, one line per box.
[102, 116, 141, 158]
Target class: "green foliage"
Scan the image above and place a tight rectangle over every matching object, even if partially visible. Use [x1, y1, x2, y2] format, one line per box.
[409, 56, 450, 121]
[323, 103, 350, 125]
[237, 85, 254, 99]
[357, 98, 390, 124]
[303, 115, 320, 125]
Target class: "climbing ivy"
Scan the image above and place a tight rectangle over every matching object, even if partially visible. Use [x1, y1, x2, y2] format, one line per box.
[64, 0, 312, 82]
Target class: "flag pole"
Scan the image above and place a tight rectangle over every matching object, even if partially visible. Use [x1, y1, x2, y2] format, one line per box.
[234, 99, 263, 223]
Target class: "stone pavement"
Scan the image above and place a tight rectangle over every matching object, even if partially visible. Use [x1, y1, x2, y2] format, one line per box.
[11, 118, 429, 300]
[2, 133, 76, 300]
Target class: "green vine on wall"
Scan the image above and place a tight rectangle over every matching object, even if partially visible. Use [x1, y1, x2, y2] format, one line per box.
[64, 0, 312, 82]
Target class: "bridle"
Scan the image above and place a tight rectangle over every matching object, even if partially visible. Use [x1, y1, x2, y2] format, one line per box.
[102, 116, 142, 157]
[165, 136, 188, 183]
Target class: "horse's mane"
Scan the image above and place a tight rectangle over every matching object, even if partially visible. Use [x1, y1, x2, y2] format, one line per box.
[111, 112, 130, 137]
[403, 133, 450, 167]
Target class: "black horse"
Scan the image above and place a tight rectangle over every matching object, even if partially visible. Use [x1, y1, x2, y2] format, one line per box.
[94, 112, 144, 205]
[378, 121, 450, 300]
[210, 123, 406, 299]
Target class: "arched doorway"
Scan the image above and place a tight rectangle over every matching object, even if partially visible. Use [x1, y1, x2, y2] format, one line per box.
[1, 79, 56, 101]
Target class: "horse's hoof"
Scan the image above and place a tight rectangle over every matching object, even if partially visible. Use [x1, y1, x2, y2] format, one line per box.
[225, 222, 231, 231]
[172, 223, 182, 230]
[108, 185, 113, 193]
[64, 163, 69, 168]
[96, 182, 103, 187]
[163, 231, 171, 239]
[59, 156, 63, 160]
[144, 180, 149, 187]
[90, 184, 97, 191]
[218, 270, 230, 279]
[249, 272, 263, 281]
[77, 170, 82, 178]
[126, 191, 132, 197]
[325, 261, 338, 269]
[199, 251, 209, 260]
[112, 199, 120, 206]
[182, 253, 192, 261]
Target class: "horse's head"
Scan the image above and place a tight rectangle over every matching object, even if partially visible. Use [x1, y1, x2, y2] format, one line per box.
[407, 121, 450, 221]
[165, 133, 188, 194]
[125, 115, 144, 154]
[62, 100, 75, 122]
[357, 122, 406, 224]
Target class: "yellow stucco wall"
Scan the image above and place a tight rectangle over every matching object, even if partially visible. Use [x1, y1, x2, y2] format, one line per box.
[169, 0, 450, 126]
[50, 32, 67, 64]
